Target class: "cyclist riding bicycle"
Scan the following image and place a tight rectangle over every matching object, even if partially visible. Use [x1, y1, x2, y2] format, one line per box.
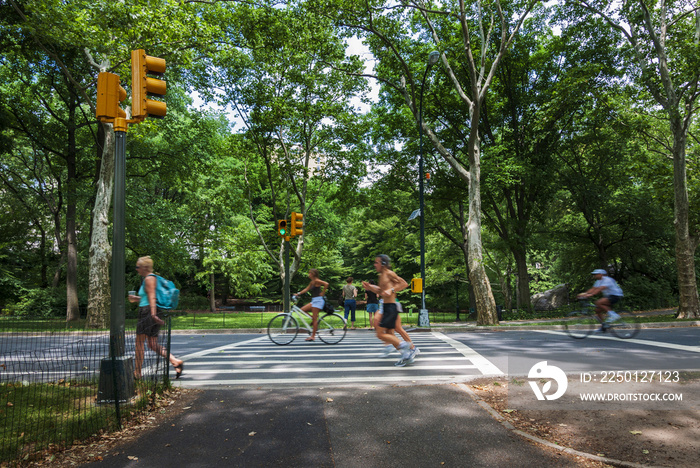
[578, 268, 622, 332]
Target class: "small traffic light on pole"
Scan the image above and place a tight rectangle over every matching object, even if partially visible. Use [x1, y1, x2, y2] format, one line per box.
[290, 212, 304, 237]
[96, 72, 126, 122]
[277, 220, 289, 238]
[411, 278, 423, 293]
[131, 49, 167, 120]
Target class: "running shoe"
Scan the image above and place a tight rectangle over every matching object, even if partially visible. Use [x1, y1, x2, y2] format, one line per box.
[379, 345, 394, 357]
[407, 347, 419, 363]
[405, 346, 417, 364]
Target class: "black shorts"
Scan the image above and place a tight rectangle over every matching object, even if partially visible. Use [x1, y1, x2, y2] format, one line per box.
[607, 295, 622, 307]
[137, 306, 163, 337]
[379, 302, 399, 330]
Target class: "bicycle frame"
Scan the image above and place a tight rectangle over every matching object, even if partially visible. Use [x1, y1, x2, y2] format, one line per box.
[288, 304, 316, 333]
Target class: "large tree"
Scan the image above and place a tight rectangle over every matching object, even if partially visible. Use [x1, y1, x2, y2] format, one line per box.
[565, 1, 700, 318]
[320, 0, 538, 324]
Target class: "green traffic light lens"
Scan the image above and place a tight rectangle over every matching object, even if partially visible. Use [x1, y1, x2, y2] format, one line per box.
[280, 229, 287, 235]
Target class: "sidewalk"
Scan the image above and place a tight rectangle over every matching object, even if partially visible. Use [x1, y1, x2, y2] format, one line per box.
[86, 385, 594, 468]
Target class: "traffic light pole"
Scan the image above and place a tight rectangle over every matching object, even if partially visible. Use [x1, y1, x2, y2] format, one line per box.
[111, 126, 127, 356]
[95, 49, 166, 403]
[97, 118, 135, 403]
[283, 239, 290, 313]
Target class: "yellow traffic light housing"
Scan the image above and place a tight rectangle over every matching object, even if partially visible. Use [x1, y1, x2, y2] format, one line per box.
[290, 212, 304, 237]
[96, 72, 126, 122]
[277, 219, 289, 238]
[131, 49, 167, 120]
[411, 278, 423, 293]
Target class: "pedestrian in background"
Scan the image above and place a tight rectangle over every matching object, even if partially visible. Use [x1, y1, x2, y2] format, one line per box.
[128, 256, 184, 380]
[342, 276, 358, 329]
[365, 279, 379, 329]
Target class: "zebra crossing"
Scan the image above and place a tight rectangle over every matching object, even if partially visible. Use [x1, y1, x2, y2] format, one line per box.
[176, 332, 503, 388]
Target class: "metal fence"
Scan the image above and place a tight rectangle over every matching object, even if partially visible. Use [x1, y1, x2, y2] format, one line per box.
[0, 318, 173, 464]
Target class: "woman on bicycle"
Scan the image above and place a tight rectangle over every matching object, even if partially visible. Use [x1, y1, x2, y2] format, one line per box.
[295, 269, 329, 342]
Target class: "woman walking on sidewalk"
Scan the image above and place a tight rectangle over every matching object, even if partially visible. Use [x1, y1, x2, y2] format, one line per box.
[128, 256, 184, 379]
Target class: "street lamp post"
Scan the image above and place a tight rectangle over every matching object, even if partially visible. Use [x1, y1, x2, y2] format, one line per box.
[418, 50, 440, 328]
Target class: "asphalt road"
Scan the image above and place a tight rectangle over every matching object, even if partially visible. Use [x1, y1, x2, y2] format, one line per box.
[159, 327, 700, 390]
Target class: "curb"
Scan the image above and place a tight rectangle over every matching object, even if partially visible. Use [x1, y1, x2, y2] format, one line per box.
[455, 383, 661, 468]
[169, 321, 700, 335]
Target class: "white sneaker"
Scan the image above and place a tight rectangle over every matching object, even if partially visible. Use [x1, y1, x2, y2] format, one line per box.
[379, 345, 394, 357]
[405, 347, 418, 363]
[394, 357, 408, 367]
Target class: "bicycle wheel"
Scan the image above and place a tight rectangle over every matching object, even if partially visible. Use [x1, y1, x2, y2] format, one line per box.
[608, 312, 641, 339]
[317, 313, 347, 344]
[267, 313, 299, 345]
[564, 311, 598, 339]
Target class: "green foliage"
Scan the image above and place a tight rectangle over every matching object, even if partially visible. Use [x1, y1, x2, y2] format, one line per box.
[0, 0, 695, 321]
[3, 288, 69, 318]
[176, 294, 210, 311]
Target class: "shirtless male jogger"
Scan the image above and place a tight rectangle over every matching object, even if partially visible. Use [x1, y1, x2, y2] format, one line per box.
[362, 254, 417, 366]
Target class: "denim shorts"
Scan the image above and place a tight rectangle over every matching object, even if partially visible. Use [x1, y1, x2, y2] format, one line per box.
[366, 303, 379, 313]
[311, 296, 325, 309]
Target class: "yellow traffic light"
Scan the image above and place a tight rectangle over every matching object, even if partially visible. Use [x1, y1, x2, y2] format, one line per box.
[290, 212, 304, 237]
[411, 278, 423, 293]
[131, 49, 166, 120]
[277, 219, 289, 237]
[96, 72, 126, 122]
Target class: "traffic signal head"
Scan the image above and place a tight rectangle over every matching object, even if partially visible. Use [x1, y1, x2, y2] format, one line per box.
[290, 212, 304, 237]
[410, 278, 423, 293]
[277, 219, 288, 237]
[96, 72, 126, 122]
[131, 49, 167, 120]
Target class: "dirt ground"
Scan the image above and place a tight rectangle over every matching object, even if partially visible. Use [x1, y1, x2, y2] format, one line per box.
[9, 388, 202, 467]
[469, 376, 700, 467]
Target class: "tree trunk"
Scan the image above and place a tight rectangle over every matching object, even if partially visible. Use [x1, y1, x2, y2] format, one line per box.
[86, 123, 114, 329]
[670, 123, 700, 318]
[65, 101, 80, 322]
[467, 126, 498, 325]
[209, 273, 216, 312]
[513, 247, 530, 310]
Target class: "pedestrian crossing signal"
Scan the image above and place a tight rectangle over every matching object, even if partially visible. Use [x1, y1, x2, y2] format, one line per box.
[411, 278, 423, 293]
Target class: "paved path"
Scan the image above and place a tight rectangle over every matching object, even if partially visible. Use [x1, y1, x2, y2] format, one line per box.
[90, 385, 584, 468]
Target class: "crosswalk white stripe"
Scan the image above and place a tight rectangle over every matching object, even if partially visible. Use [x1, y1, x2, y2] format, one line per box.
[183, 356, 472, 365]
[176, 364, 478, 374]
[201, 350, 457, 358]
[431, 332, 504, 375]
[180, 335, 269, 360]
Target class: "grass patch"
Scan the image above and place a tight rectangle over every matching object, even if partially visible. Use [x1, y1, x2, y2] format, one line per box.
[0, 378, 168, 463]
[0, 380, 117, 463]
